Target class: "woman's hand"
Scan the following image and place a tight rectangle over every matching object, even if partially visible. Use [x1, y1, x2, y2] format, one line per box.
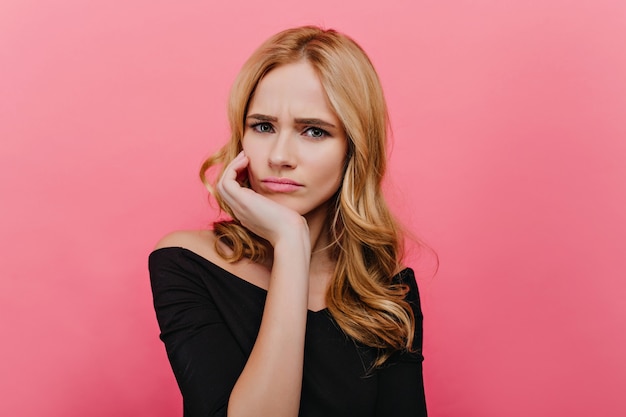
[218, 151, 312, 417]
[217, 151, 309, 249]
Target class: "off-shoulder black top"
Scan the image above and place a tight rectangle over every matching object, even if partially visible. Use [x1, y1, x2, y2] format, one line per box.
[149, 247, 427, 417]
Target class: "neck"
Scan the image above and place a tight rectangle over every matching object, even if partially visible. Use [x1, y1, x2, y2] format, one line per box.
[303, 204, 336, 307]
[305, 201, 333, 252]
[304, 203, 337, 276]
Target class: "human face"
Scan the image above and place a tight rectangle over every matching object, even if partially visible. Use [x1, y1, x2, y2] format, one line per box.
[242, 61, 348, 225]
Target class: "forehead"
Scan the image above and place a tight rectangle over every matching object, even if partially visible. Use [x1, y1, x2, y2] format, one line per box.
[248, 61, 339, 122]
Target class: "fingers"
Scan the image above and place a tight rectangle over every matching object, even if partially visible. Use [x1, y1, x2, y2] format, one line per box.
[218, 151, 248, 206]
[220, 151, 247, 185]
[216, 151, 310, 246]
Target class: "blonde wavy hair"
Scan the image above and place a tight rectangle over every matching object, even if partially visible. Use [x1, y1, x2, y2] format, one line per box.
[200, 26, 415, 366]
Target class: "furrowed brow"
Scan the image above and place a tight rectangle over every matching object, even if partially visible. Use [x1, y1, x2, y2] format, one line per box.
[247, 114, 278, 122]
[294, 118, 337, 129]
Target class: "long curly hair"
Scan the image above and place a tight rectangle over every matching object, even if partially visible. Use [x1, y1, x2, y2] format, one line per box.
[200, 26, 415, 366]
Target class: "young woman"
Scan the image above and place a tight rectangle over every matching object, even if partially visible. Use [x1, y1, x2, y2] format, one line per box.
[149, 26, 427, 417]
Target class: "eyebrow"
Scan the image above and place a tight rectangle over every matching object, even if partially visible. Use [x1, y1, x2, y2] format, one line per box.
[247, 114, 337, 129]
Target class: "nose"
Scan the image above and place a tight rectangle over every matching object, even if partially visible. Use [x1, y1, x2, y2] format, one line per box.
[268, 131, 296, 169]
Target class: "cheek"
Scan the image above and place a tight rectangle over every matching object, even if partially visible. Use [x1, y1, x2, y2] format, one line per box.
[313, 156, 346, 189]
[241, 140, 258, 167]
[329, 145, 348, 177]
[241, 136, 251, 156]
[241, 136, 264, 161]
[241, 142, 262, 188]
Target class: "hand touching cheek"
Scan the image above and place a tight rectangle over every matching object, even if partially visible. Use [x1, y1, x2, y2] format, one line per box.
[217, 151, 309, 247]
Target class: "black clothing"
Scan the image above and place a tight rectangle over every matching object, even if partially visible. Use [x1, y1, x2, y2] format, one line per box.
[149, 247, 427, 417]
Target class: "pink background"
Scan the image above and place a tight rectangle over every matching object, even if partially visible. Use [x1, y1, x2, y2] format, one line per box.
[1, 0, 625, 416]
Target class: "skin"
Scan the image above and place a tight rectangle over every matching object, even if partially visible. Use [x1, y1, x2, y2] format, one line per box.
[156, 60, 349, 417]
[242, 59, 348, 230]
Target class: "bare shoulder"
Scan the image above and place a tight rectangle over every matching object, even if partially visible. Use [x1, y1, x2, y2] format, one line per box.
[154, 229, 218, 261]
[154, 229, 270, 289]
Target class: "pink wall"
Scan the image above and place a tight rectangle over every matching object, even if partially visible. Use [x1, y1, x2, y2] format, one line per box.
[1, 1, 625, 416]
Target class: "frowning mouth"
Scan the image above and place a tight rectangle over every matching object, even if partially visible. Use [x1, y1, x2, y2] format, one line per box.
[261, 177, 303, 192]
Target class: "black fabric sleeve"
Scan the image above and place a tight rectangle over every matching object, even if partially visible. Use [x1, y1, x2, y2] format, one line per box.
[375, 269, 428, 416]
[149, 249, 247, 417]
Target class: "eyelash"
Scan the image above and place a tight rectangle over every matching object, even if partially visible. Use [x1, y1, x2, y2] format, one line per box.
[248, 123, 331, 139]
[303, 127, 330, 139]
[249, 122, 275, 134]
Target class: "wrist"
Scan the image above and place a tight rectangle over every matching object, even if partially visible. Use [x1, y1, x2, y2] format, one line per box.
[272, 220, 311, 258]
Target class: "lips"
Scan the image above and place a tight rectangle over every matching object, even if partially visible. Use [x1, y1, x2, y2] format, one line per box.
[261, 177, 303, 193]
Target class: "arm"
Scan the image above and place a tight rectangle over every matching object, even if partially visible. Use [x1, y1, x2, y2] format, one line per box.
[218, 152, 311, 417]
[149, 248, 247, 417]
[228, 233, 310, 417]
[375, 269, 428, 416]
[374, 357, 427, 416]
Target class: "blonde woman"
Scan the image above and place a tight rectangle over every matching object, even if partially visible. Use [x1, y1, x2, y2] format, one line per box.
[149, 26, 427, 417]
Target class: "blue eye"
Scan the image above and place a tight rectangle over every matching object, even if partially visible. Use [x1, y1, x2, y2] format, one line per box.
[251, 122, 274, 133]
[304, 127, 328, 139]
